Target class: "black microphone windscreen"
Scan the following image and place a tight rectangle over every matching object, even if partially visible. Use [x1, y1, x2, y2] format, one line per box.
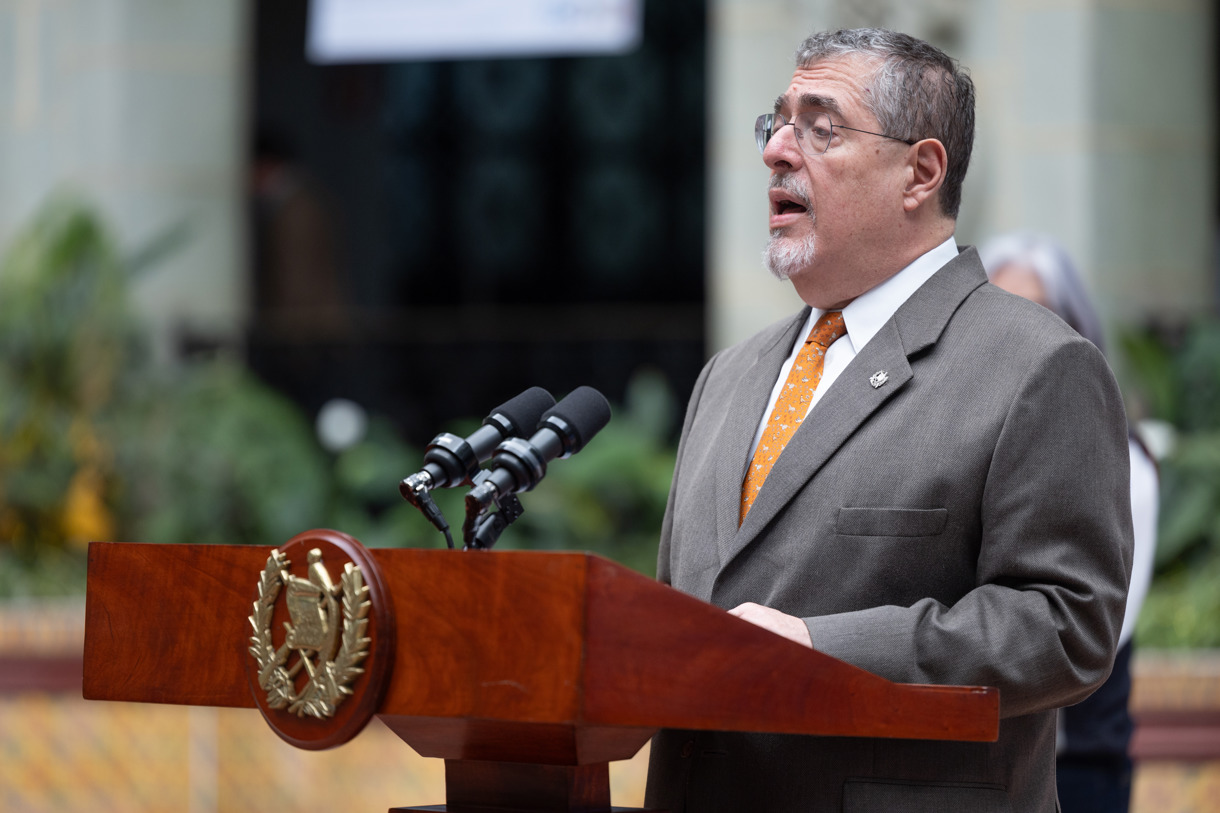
[541, 386, 612, 450]
[486, 386, 556, 435]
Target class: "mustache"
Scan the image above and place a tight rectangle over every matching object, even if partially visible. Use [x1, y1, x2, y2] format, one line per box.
[769, 172, 812, 210]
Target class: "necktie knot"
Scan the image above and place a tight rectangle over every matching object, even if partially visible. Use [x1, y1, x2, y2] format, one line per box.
[808, 311, 846, 348]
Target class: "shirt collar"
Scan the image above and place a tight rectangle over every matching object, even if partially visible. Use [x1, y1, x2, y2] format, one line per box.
[809, 236, 959, 354]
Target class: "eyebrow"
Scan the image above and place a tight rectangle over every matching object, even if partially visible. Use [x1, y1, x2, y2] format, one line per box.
[773, 92, 844, 118]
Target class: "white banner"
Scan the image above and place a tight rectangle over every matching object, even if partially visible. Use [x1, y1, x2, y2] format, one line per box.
[308, 0, 644, 63]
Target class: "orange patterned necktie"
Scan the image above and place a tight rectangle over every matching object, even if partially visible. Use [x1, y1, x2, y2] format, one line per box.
[740, 311, 847, 524]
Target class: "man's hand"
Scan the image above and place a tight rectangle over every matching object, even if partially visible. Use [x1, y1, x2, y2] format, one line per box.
[728, 602, 813, 648]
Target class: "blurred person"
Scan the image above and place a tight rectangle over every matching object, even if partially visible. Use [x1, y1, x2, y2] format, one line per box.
[645, 28, 1133, 812]
[251, 130, 350, 335]
[981, 232, 1158, 813]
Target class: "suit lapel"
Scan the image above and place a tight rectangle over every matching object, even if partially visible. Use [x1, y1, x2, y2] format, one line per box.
[725, 325, 912, 567]
[710, 309, 810, 564]
[717, 247, 989, 576]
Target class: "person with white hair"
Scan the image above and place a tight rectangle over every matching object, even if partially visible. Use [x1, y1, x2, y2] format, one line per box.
[981, 232, 1158, 813]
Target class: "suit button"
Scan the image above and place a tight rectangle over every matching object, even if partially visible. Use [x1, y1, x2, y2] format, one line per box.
[681, 740, 695, 758]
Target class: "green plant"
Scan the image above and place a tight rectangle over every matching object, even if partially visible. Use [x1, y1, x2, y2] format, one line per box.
[111, 362, 332, 548]
[0, 196, 679, 597]
[0, 199, 133, 564]
[0, 198, 333, 595]
[1120, 321, 1220, 647]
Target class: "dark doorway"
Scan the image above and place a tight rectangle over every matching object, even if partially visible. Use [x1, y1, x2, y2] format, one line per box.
[248, 0, 707, 443]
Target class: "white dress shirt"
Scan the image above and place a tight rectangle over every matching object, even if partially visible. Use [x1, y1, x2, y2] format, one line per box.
[749, 237, 960, 457]
[1122, 438, 1158, 647]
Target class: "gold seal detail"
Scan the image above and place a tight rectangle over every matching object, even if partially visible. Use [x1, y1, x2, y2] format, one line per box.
[248, 548, 371, 719]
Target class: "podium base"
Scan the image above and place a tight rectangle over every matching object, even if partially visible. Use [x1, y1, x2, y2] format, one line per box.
[395, 807, 659, 812]
[390, 759, 664, 813]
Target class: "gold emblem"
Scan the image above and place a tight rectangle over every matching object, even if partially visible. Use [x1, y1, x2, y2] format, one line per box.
[248, 548, 371, 719]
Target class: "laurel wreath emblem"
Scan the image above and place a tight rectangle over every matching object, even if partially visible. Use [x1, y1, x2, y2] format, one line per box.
[248, 549, 372, 719]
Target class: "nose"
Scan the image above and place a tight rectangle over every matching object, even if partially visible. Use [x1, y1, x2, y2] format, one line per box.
[763, 122, 802, 172]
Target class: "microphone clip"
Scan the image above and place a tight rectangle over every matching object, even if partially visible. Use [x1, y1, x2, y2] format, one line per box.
[462, 470, 524, 550]
[401, 473, 455, 549]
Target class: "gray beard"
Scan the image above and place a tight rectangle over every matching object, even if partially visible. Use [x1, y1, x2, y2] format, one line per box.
[764, 228, 817, 281]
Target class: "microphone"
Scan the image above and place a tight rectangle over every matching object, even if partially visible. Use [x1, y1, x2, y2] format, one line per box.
[399, 386, 556, 499]
[466, 386, 612, 513]
[401, 387, 555, 548]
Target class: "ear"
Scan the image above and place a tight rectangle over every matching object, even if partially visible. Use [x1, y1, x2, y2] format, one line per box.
[902, 138, 948, 213]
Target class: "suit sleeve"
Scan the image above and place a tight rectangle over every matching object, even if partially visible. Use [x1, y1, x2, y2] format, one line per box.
[802, 337, 1134, 718]
[656, 351, 720, 587]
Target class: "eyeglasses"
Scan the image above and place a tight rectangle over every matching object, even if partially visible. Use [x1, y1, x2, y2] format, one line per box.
[755, 111, 915, 157]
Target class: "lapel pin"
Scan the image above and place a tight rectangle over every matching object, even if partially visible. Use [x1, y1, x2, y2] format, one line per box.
[869, 370, 889, 389]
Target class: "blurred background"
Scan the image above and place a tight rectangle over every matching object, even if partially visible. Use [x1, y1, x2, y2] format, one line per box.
[0, 0, 1217, 810]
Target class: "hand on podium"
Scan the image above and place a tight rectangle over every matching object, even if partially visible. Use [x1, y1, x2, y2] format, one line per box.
[728, 602, 813, 648]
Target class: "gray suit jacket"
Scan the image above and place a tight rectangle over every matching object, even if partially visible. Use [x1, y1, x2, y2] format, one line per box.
[645, 248, 1134, 812]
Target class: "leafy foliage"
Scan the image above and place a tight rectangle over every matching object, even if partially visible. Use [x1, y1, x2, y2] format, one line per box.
[0, 200, 340, 595]
[1120, 322, 1220, 647]
[0, 199, 135, 568]
[110, 362, 332, 548]
[0, 197, 676, 596]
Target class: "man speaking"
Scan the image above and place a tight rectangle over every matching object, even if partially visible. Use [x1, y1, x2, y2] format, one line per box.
[645, 28, 1133, 812]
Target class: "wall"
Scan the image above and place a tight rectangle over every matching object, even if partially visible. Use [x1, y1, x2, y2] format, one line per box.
[707, 0, 1215, 350]
[0, 0, 248, 360]
[2, 1, 1213, 361]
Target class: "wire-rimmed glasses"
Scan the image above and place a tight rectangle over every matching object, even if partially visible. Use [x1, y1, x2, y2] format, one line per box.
[755, 111, 915, 156]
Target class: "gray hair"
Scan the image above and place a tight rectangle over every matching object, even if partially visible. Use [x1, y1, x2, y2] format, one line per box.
[795, 28, 975, 219]
[978, 232, 1106, 354]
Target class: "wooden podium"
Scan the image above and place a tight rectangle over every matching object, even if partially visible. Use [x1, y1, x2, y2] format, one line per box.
[83, 529, 999, 812]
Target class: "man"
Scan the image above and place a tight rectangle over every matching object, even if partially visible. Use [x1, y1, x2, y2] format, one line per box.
[644, 28, 1133, 812]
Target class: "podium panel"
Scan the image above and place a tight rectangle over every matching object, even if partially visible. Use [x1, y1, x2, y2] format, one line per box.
[84, 536, 999, 812]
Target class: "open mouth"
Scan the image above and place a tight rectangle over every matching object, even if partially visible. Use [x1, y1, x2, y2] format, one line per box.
[769, 189, 811, 229]
[774, 199, 808, 216]
[768, 183, 811, 220]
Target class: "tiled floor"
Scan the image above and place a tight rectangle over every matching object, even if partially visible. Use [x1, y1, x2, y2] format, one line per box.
[0, 697, 645, 812]
[2, 694, 1216, 812]
[1133, 762, 1220, 813]
[1129, 651, 1220, 811]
